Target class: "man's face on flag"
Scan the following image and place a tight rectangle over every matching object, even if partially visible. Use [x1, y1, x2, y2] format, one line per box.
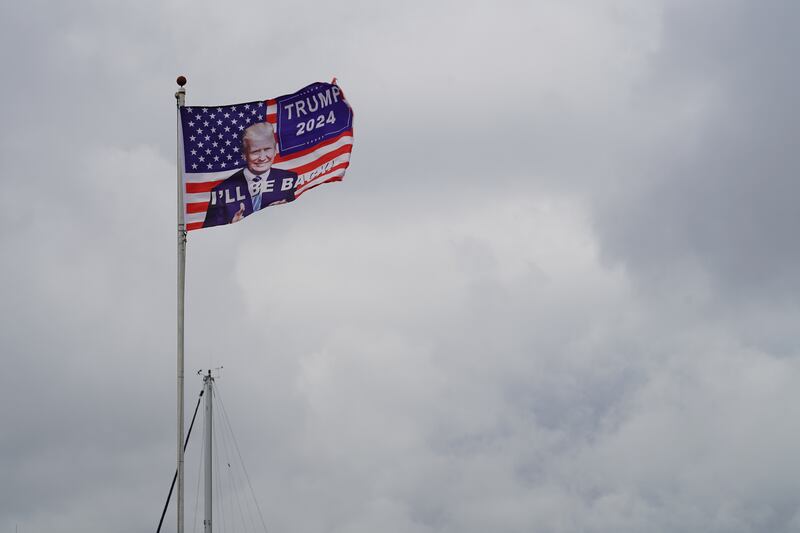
[243, 132, 276, 175]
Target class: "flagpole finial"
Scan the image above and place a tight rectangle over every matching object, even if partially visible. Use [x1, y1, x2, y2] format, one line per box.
[176, 75, 187, 87]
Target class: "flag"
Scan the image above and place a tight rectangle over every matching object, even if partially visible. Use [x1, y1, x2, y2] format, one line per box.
[179, 81, 354, 230]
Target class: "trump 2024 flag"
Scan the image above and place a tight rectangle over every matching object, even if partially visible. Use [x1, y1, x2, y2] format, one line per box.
[179, 81, 354, 230]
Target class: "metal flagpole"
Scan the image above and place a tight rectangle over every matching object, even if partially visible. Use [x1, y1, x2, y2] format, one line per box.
[175, 74, 187, 533]
[203, 371, 214, 533]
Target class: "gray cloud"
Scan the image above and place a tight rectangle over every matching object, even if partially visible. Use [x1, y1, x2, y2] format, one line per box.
[593, 1, 800, 307]
[1, 1, 799, 532]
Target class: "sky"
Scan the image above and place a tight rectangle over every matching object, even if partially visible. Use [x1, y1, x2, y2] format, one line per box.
[1, 0, 799, 532]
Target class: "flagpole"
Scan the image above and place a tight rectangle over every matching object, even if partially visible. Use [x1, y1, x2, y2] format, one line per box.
[175, 74, 187, 533]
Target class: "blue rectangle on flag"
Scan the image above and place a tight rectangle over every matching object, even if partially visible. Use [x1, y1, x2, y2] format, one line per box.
[180, 101, 266, 173]
[276, 82, 353, 156]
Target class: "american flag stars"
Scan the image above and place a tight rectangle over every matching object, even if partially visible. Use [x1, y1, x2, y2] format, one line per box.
[180, 100, 267, 172]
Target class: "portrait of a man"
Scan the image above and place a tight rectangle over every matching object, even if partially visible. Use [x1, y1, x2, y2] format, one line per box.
[203, 122, 298, 228]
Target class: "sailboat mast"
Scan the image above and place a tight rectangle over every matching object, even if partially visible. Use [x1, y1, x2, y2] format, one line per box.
[203, 371, 214, 533]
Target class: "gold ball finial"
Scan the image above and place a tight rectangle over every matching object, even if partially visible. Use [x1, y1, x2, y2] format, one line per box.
[176, 75, 187, 87]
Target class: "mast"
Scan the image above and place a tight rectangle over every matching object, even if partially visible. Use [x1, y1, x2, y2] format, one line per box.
[203, 370, 214, 533]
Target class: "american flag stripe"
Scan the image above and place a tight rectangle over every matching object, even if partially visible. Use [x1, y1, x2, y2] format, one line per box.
[296, 165, 349, 197]
[186, 180, 224, 193]
[185, 170, 238, 184]
[264, 99, 277, 137]
[274, 132, 353, 165]
[186, 202, 210, 214]
[286, 145, 352, 176]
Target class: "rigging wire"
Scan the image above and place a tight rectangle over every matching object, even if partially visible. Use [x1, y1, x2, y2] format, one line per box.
[191, 405, 206, 533]
[156, 387, 204, 533]
[212, 399, 230, 533]
[217, 385, 256, 533]
[216, 398, 251, 533]
[216, 383, 271, 533]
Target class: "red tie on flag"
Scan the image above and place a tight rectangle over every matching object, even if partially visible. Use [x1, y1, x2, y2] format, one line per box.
[179, 81, 354, 230]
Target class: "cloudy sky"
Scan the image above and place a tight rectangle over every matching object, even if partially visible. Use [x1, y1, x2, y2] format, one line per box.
[2, 1, 799, 532]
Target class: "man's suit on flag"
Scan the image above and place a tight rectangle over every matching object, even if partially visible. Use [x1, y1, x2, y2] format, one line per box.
[203, 168, 298, 228]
